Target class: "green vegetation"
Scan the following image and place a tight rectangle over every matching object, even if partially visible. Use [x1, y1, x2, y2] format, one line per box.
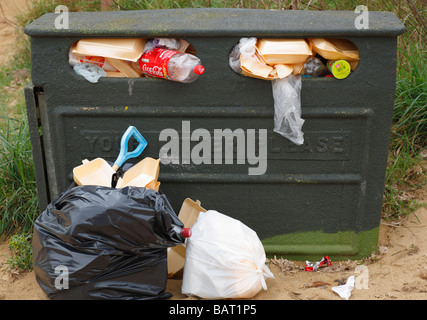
[5, 232, 33, 271]
[0, 0, 425, 270]
[0, 114, 38, 237]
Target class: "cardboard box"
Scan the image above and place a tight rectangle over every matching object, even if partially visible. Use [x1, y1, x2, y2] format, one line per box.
[117, 157, 160, 188]
[309, 38, 359, 62]
[167, 198, 206, 278]
[72, 38, 146, 62]
[256, 38, 312, 65]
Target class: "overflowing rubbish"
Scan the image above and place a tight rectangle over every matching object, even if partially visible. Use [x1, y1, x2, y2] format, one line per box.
[309, 38, 359, 65]
[229, 37, 359, 145]
[181, 209, 274, 299]
[332, 276, 355, 300]
[305, 256, 332, 271]
[69, 37, 204, 82]
[40, 36, 362, 301]
[32, 124, 191, 299]
[230, 37, 358, 80]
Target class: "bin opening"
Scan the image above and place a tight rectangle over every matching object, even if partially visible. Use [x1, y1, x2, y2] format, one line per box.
[229, 38, 359, 80]
[69, 37, 201, 83]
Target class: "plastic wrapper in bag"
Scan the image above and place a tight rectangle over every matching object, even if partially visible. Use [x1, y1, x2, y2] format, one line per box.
[272, 74, 305, 145]
[32, 182, 186, 300]
[73, 63, 106, 83]
[181, 210, 274, 299]
[143, 38, 181, 53]
[229, 37, 257, 74]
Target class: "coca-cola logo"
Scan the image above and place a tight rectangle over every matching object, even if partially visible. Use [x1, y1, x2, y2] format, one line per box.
[141, 64, 163, 77]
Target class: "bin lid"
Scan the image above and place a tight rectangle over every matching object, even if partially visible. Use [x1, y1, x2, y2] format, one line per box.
[24, 8, 405, 38]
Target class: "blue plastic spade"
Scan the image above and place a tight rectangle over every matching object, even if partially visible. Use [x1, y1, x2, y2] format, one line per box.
[112, 126, 147, 171]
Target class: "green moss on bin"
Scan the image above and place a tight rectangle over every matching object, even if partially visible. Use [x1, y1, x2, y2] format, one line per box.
[262, 227, 379, 261]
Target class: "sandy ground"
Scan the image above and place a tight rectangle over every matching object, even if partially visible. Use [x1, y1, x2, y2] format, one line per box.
[0, 1, 426, 301]
[0, 189, 426, 301]
[0, 0, 32, 64]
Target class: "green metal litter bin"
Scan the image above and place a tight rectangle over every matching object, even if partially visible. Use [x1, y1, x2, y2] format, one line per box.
[24, 8, 405, 260]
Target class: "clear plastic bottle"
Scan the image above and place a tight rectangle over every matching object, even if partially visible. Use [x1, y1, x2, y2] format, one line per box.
[139, 48, 205, 83]
[303, 56, 327, 77]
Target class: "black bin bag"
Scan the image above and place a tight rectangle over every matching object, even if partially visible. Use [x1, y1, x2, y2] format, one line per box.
[32, 184, 185, 300]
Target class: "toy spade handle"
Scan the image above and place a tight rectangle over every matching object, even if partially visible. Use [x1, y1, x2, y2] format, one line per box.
[113, 126, 147, 171]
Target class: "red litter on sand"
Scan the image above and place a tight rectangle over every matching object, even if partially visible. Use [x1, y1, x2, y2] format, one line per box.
[305, 256, 332, 271]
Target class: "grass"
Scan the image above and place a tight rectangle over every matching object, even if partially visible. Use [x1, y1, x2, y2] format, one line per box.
[0, 113, 39, 237]
[0, 0, 425, 268]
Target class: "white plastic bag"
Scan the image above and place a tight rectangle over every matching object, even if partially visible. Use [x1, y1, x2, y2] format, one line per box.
[272, 74, 305, 145]
[332, 276, 355, 300]
[181, 210, 274, 299]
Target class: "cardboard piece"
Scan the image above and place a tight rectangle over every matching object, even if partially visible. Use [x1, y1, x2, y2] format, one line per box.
[106, 71, 126, 77]
[167, 199, 207, 278]
[240, 53, 293, 80]
[240, 55, 274, 79]
[256, 38, 312, 65]
[309, 38, 359, 62]
[292, 62, 305, 75]
[177, 39, 190, 53]
[275, 64, 294, 78]
[105, 57, 142, 78]
[72, 38, 146, 62]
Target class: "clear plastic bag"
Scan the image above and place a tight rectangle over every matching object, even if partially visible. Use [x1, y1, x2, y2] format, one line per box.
[272, 74, 305, 145]
[73, 62, 106, 83]
[228, 37, 257, 74]
[229, 37, 305, 145]
[181, 210, 274, 299]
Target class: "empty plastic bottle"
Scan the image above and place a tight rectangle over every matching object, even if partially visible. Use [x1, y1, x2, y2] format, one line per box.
[139, 48, 205, 83]
[172, 226, 192, 239]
